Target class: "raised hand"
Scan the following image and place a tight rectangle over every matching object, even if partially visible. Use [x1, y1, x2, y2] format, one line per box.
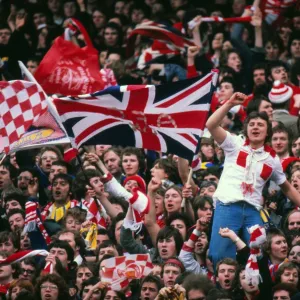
[187, 46, 200, 58]
[226, 92, 247, 107]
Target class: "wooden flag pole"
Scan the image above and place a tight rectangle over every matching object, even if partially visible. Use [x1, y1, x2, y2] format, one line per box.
[181, 167, 193, 209]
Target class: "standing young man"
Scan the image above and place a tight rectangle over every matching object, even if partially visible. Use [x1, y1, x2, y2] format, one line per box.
[206, 92, 300, 268]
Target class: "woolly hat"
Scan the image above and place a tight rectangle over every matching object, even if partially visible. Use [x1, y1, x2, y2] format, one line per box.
[123, 175, 146, 194]
[282, 157, 300, 172]
[268, 80, 293, 104]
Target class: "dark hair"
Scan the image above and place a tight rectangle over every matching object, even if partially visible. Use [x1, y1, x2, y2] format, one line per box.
[48, 240, 74, 262]
[80, 277, 101, 298]
[7, 208, 25, 221]
[253, 62, 267, 73]
[34, 274, 69, 300]
[246, 95, 271, 115]
[216, 258, 238, 277]
[156, 226, 183, 256]
[288, 31, 300, 57]
[0, 162, 18, 181]
[0, 231, 20, 251]
[153, 158, 179, 183]
[199, 181, 217, 190]
[51, 160, 70, 172]
[104, 22, 123, 47]
[265, 35, 284, 54]
[243, 111, 272, 144]
[220, 76, 237, 92]
[267, 60, 288, 79]
[109, 197, 128, 213]
[3, 192, 26, 209]
[121, 147, 145, 174]
[51, 173, 73, 199]
[207, 288, 231, 300]
[18, 167, 39, 179]
[140, 274, 162, 292]
[220, 49, 242, 70]
[272, 283, 298, 297]
[183, 274, 215, 296]
[262, 228, 286, 255]
[166, 212, 193, 239]
[193, 195, 213, 212]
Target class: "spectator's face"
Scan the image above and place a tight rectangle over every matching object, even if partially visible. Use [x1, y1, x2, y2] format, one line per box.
[82, 284, 102, 300]
[154, 193, 164, 215]
[49, 247, 69, 267]
[49, 165, 67, 183]
[293, 17, 300, 30]
[17, 171, 33, 195]
[217, 263, 236, 290]
[0, 28, 11, 45]
[99, 51, 108, 66]
[290, 39, 300, 59]
[227, 53, 241, 73]
[199, 185, 216, 197]
[107, 53, 121, 63]
[98, 246, 118, 261]
[273, 290, 290, 300]
[253, 69, 266, 86]
[201, 143, 214, 160]
[92, 11, 106, 29]
[170, 219, 186, 240]
[11, 286, 24, 300]
[90, 176, 104, 194]
[140, 281, 158, 300]
[122, 154, 139, 176]
[65, 216, 82, 231]
[265, 42, 280, 60]
[212, 33, 224, 50]
[33, 13, 47, 28]
[258, 100, 273, 121]
[40, 150, 59, 173]
[115, 1, 125, 15]
[104, 290, 122, 300]
[188, 289, 206, 300]
[9, 213, 25, 232]
[48, 0, 61, 14]
[103, 150, 122, 176]
[246, 117, 268, 146]
[239, 270, 258, 294]
[151, 163, 168, 180]
[64, 2, 76, 17]
[26, 60, 39, 75]
[280, 268, 299, 286]
[52, 179, 70, 203]
[20, 234, 31, 250]
[96, 234, 109, 246]
[194, 232, 208, 255]
[59, 232, 76, 253]
[204, 174, 219, 184]
[131, 9, 145, 24]
[197, 201, 213, 222]
[95, 145, 111, 157]
[40, 281, 59, 300]
[0, 166, 12, 191]
[288, 211, 300, 230]
[124, 179, 138, 193]
[0, 255, 13, 281]
[5, 199, 22, 215]
[104, 28, 119, 47]
[271, 67, 288, 83]
[19, 261, 35, 280]
[76, 267, 93, 290]
[270, 235, 288, 262]
[232, 0, 246, 15]
[219, 82, 234, 102]
[115, 220, 123, 245]
[163, 265, 181, 288]
[164, 188, 182, 214]
[170, 0, 185, 10]
[271, 132, 289, 157]
[292, 138, 300, 157]
[289, 245, 300, 265]
[0, 238, 16, 255]
[157, 236, 176, 259]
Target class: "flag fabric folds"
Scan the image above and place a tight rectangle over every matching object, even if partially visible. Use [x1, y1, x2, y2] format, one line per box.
[0, 80, 47, 153]
[53, 71, 218, 160]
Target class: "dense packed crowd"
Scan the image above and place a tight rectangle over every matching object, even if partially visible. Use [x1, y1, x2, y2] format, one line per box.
[0, 0, 300, 300]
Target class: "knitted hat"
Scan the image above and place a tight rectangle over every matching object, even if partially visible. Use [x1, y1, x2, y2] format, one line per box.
[282, 157, 300, 172]
[268, 80, 293, 104]
[123, 175, 146, 194]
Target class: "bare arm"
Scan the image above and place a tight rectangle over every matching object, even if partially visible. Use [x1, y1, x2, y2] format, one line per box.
[191, 16, 203, 48]
[178, 158, 198, 195]
[280, 180, 300, 207]
[206, 93, 247, 144]
[144, 178, 161, 246]
[251, 8, 263, 48]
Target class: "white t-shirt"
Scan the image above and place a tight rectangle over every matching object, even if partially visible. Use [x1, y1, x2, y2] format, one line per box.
[213, 132, 286, 210]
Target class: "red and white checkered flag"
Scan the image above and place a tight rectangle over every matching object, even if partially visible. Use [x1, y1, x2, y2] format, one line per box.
[101, 254, 153, 291]
[0, 80, 47, 153]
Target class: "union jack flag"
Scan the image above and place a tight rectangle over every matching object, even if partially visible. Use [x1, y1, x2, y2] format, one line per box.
[53, 71, 218, 160]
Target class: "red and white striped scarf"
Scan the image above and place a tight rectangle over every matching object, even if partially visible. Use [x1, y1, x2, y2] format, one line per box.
[23, 201, 51, 245]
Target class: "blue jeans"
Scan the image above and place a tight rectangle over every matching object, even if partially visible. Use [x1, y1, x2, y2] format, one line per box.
[209, 201, 263, 269]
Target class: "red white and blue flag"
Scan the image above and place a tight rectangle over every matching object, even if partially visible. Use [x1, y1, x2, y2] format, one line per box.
[53, 71, 218, 160]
